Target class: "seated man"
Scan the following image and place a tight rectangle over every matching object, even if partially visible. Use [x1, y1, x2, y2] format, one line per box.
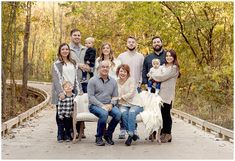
[87, 60, 121, 146]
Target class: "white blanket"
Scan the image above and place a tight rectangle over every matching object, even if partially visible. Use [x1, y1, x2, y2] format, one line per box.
[139, 91, 163, 136]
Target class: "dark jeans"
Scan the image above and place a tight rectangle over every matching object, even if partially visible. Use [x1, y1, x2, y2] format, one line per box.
[89, 105, 121, 137]
[81, 82, 88, 93]
[82, 72, 94, 80]
[161, 102, 172, 134]
[56, 113, 72, 139]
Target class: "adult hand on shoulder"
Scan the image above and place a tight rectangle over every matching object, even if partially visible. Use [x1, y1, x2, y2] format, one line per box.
[59, 93, 65, 100]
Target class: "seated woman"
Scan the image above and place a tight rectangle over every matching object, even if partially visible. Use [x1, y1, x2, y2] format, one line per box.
[115, 64, 143, 146]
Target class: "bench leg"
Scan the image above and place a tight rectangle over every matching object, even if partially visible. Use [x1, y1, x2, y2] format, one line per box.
[156, 128, 161, 144]
[78, 122, 84, 141]
[72, 105, 78, 144]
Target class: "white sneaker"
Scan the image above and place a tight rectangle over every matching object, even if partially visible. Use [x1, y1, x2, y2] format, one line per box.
[155, 89, 160, 95]
[118, 130, 126, 139]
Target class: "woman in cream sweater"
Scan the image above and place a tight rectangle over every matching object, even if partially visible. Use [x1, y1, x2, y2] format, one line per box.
[152, 49, 181, 143]
[116, 64, 143, 146]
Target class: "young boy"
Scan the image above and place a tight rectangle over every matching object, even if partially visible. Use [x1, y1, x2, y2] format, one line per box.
[147, 58, 163, 95]
[82, 37, 96, 81]
[57, 81, 75, 143]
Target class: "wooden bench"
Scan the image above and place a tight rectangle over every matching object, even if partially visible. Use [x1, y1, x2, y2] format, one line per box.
[72, 93, 143, 143]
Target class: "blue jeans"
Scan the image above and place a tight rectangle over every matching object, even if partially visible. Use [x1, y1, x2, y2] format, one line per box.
[120, 105, 143, 136]
[89, 105, 121, 137]
[119, 87, 141, 131]
[148, 80, 161, 90]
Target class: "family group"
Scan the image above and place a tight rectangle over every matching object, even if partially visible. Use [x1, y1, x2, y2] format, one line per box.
[51, 28, 180, 146]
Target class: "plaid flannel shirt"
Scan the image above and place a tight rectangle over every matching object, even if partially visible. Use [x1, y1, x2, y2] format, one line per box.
[57, 94, 75, 119]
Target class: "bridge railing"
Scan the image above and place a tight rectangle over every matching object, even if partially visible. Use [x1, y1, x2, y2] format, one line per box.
[1, 83, 51, 136]
[171, 108, 233, 142]
[2, 81, 233, 143]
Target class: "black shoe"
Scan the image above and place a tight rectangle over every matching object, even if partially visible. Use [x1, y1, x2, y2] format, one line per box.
[64, 135, 72, 142]
[57, 135, 63, 143]
[149, 131, 156, 140]
[96, 137, 105, 146]
[125, 136, 133, 146]
[153, 131, 157, 140]
[132, 134, 140, 141]
[104, 135, 114, 145]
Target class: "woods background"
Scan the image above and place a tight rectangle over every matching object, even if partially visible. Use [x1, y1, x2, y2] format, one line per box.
[1, 2, 233, 129]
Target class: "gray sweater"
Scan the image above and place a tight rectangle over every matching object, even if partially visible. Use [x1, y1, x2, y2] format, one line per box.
[87, 75, 118, 107]
[152, 64, 179, 104]
[51, 60, 82, 105]
[69, 42, 88, 82]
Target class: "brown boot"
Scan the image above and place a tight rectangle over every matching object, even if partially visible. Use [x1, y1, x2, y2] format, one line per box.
[160, 133, 166, 140]
[161, 134, 172, 143]
[148, 131, 156, 141]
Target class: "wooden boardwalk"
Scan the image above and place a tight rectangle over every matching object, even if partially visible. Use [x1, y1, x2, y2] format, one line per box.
[1, 82, 233, 159]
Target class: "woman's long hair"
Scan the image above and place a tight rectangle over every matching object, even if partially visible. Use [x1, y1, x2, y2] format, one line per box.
[98, 42, 115, 67]
[57, 43, 76, 66]
[166, 49, 181, 78]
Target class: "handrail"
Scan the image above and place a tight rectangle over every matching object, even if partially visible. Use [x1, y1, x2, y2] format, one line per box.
[2, 81, 233, 143]
[2, 82, 51, 136]
[171, 108, 233, 142]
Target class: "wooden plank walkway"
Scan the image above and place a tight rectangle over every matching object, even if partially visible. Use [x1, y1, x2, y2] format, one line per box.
[1, 82, 234, 159]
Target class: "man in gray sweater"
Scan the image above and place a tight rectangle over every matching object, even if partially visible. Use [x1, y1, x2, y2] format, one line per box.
[87, 60, 121, 146]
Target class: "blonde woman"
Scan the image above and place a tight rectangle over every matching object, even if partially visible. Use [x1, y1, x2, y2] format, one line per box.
[95, 43, 121, 80]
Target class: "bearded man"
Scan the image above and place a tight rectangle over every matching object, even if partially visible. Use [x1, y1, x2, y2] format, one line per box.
[142, 36, 166, 87]
[142, 36, 166, 141]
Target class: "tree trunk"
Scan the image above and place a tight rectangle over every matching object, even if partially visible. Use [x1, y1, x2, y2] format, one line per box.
[52, 2, 57, 48]
[59, 6, 63, 44]
[2, 3, 14, 116]
[30, 33, 36, 78]
[10, 2, 18, 115]
[21, 1, 32, 104]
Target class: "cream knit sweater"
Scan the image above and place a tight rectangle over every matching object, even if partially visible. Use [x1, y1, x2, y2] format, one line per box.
[117, 77, 143, 107]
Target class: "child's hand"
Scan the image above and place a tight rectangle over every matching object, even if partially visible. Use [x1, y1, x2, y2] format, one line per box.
[59, 115, 64, 120]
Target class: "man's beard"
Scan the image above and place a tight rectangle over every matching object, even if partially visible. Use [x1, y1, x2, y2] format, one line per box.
[153, 45, 162, 52]
[127, 46, 136, 51]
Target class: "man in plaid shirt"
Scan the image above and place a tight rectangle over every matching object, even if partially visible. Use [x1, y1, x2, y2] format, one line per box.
[57, 81, 75, 142]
